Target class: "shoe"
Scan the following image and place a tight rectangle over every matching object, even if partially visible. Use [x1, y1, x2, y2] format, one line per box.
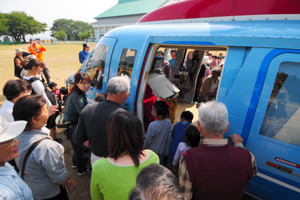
[77, 168, 88, 176]
[71, 163, 77, 169]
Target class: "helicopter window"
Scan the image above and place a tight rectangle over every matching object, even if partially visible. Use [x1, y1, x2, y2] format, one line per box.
[259, 62, 300, 146]
[118, 48, 137, 78]
[85, 44, 108, 90]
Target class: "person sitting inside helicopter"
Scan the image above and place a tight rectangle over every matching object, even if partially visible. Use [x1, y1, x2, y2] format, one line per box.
[198, 67, 221, 102]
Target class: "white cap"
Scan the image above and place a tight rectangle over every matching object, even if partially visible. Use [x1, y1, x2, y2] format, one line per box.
[0, 117, 27, 143]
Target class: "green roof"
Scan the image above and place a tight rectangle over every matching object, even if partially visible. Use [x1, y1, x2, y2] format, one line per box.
[95, 0, 167, 19]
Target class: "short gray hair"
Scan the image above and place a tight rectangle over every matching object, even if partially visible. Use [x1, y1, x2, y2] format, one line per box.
[107, 76, 130, 95]
[198, 101, 228, 136]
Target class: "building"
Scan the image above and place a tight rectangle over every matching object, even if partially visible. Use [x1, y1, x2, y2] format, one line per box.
[93, 0, 180, 40]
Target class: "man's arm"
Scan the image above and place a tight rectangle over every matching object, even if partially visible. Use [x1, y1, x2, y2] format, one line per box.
[37, 40, 46, 51]
[230, 133, 258, 177]
[14, 58, 22, 69]
[179, 156, 193, 200]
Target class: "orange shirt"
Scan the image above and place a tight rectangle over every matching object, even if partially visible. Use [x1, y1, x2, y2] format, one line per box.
[28, 44, 46, 62]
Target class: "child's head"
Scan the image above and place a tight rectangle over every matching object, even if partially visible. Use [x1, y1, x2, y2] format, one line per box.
[95, 93, 106, 102]
[152, 100, 169, 119]
[180, 111, 193, 123]
[184, 125, 201, 148]
[22, 52, 31, 59]
[49, 82, 58, 91]
[60, 87, 68, 95]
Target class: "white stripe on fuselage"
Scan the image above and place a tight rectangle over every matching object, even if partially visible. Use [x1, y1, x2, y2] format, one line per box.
[257, 172, 300, 193]
[139, 14, 300, 24]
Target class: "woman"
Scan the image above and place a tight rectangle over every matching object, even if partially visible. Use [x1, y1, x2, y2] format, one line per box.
[64, 72, 91, 175]
[0, 116, 33, 199]
[183, 50, 193, 72]
[90, 110, 159, 200]
[22, 58, 58, 140]
[13, 95, 76, 200]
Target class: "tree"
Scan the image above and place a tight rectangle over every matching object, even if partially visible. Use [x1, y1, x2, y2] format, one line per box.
[0, 13, 9, 35]
[5, 11, 46, 42]
[51, 19, 93, 41]
[51, 19, 73, 40]
[54, 30, 67, 41]
[78, 30, 93, 41]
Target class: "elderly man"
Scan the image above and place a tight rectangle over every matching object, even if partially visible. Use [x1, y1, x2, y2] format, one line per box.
[73, 76, 130, 164]
[179, 101, 257, 200]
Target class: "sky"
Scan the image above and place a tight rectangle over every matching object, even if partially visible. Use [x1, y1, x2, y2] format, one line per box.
[0, 0, 119, 27]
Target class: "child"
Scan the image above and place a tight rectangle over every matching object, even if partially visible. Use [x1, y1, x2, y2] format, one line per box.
[49, 82, 61, 105]
[94, 93, 106, 103]
[60, 86, 69, 106]
[172, 125, 201, 173]
[144, 100, 172, 165]
[168, 111, 193, 162]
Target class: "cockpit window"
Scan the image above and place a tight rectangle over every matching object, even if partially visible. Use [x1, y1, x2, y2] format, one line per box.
[117, 48, 137, 78]
[85, 43, 108, 90]
[259, 62, 300, 146]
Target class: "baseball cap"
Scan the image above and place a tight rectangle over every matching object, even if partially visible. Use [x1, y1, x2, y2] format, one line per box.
[83, 43, 90, 48]
[0, 117, 27, 143]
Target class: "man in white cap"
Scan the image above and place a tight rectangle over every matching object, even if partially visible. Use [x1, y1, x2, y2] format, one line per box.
[0, 116, 33, 199]
[14, 48, 24, 78]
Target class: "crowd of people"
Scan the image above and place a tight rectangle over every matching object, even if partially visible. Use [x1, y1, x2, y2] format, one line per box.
[0, 42, 257, 200]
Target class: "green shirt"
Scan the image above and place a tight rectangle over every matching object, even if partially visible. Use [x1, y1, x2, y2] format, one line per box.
[90, 150, 159, 200]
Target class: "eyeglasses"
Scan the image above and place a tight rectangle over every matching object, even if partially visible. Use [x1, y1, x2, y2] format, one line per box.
[125, 91, 131, 97]
[0, 138, 16, 147]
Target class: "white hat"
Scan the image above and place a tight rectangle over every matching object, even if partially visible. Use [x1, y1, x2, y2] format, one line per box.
[0, 117, 27, 143]
[15, 48, 24, 55]
[27, 54, 37, 60]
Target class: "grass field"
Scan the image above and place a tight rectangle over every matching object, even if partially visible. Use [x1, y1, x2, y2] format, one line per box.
[0, 43, 95, 200]
[0, 42, 95, 106]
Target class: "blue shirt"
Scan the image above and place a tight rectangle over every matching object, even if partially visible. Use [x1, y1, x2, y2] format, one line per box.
[168, 121, 190, 159]
[79, 50, 89, 64]
[15, 128, 68, 199]
[0, 163, 33, 200]
[144, 119, 172, 155]
[168, 58, 175, 69]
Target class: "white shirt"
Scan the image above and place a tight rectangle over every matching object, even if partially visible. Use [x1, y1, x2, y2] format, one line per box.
[23, 76, 52, 107]
[0, 100, 14, 122]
